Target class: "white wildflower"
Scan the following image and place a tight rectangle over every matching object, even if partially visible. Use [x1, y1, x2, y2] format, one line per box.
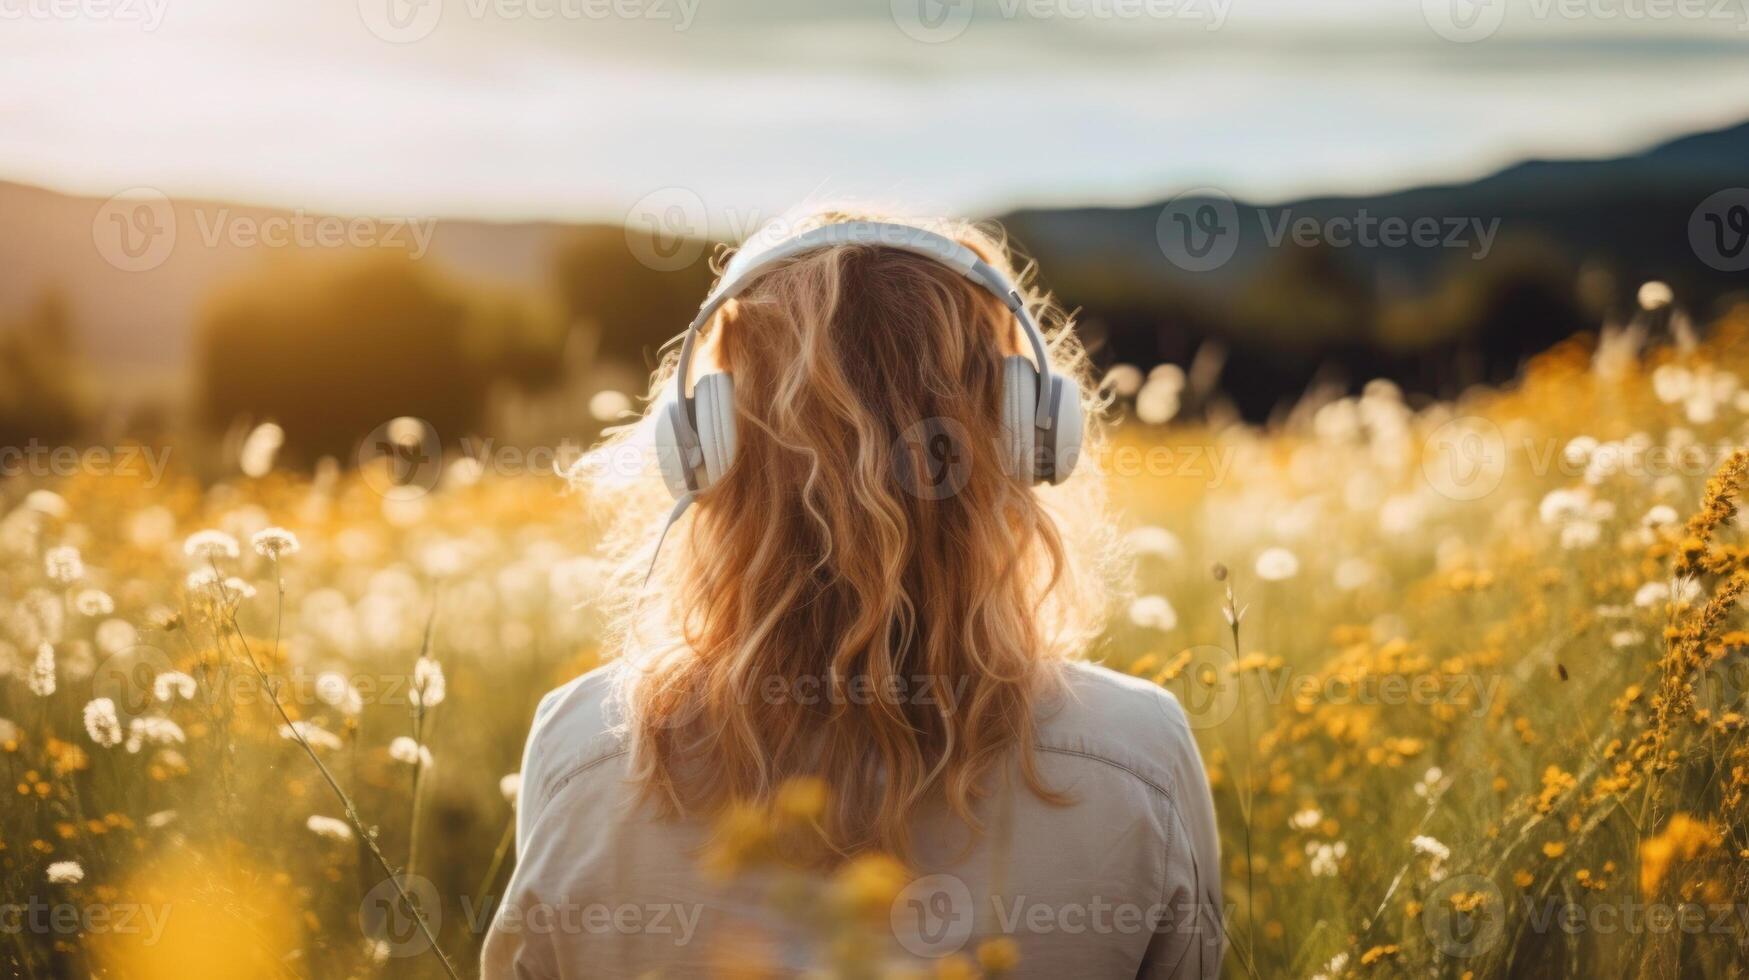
[44, 546, 83, 584]
[1652, 364, 1691, 404]
[419, 539, 469, 579]
[388, 736, 433, 768]
[500, 773, 522, 808]
[1289, 808, 1322, 830]
[1633, 579, 1699, 608]
[1307, 841, 1347, 877]
[24, 490, 69, 519]
[315, 672, 364, 715]
[223, 577, 257, 600]
[1634, 582, 1670, 608]
[588, 389, 633, 422]
[1334, 558, 1375, 591]
[46, 861, 84, 884]
[1560, 521, 1602, 550]
[1642, 505, 1679, 528]
[411, 656, 446, 708]
[184, 568, 221, 592]
[1255, 547, 1300, 582]
[1584, 446, 1626, 486]
[94, 619, 137, 656]
[83, 698, 123, 748]
[251, 527, 301, 560]
[1102, 364, 1144, 398]
[182, 529, 240, 560]
[125, 716, 186, 754]
[1412, 834, 1450, 882]
[1413, 767, 1445, 799]
[127, 506, 175, 549]
[1539, 488, 1591, 525]
[1561, 436, 1599, 468]
[1135, 376, 1182, 425]
[1127, 595, 1178, 632]
[239, 422, 285, 478]
[1124, 525, 1183, 561]
[29, 643, 56, 697]
[73, 589, 114, 616]
[305, 815, 354, 842]
[1411, 835, 1451, 862]
[153, 671, 197, 703]
[1611, 630, 1644, 649]
[1686, 392, 1717, 425]
[1310, 951, 1350, 980]
[279, 720, 344, 751]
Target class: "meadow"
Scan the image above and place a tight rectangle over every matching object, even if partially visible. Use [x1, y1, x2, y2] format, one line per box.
[4, 314, 1749, 978]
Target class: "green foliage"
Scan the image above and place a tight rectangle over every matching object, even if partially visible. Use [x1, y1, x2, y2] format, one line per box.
[195, 251, 563, 461]
[0, 291, 93, 449]
[550, 228, 716, 372]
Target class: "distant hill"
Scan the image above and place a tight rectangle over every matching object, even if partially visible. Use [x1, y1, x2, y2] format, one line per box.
[0, 183, 573, 379]
[3, 119, 1747, 421]
[1000, 119, 1749, 415]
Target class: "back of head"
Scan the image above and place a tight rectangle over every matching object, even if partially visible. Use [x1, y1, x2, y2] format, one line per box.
[591, 209, 1112, 858]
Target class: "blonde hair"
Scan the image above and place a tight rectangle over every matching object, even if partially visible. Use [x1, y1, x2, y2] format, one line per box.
[580, 208, 1116, 858]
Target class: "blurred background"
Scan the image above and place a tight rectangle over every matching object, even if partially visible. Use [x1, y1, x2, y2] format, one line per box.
[4, 0, 1749, 467]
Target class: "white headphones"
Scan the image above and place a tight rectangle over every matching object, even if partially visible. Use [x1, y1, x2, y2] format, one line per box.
[653, 221, 1083, 506]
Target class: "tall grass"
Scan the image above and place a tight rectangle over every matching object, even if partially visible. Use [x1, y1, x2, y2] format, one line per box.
[3, 316, 1749, 976]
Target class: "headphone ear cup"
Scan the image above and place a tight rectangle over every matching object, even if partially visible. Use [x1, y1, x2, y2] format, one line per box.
[1001, 355, 1040, 482]
[693, 372, 738, 487]
[654, 399, 696, 499]
[1046, 374, 1084, 485]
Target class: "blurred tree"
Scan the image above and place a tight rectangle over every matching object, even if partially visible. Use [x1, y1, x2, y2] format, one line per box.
[1232, 244, 1374, 350]
[461, 286, 568, 392]
[0, 291, 94, 449]
[196, 251, 556, 462]
[1379, 238, 1587, 393]
[551, 228, 717, 373]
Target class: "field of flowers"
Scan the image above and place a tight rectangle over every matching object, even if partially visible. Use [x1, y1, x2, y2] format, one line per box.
[4, 312, 1749, 978]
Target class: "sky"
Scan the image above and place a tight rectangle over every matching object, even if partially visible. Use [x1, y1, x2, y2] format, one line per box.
[3, 0, 1748, 231]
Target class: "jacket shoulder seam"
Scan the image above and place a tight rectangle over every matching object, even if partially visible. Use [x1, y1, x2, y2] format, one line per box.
[539, 746, 630, 809]
[1035, 743, 1177, 802]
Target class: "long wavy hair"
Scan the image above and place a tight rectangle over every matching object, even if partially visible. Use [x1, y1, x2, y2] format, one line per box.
[577, 208, 1116, 859]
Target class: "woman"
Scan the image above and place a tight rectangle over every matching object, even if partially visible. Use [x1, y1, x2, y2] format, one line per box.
[484, 211, 1221, 979]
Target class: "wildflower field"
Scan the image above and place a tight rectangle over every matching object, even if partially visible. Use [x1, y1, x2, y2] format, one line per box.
[5, 315, 1749, 978]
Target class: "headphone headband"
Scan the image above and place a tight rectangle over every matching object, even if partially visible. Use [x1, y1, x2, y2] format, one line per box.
[672, 221, 1056, 440]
